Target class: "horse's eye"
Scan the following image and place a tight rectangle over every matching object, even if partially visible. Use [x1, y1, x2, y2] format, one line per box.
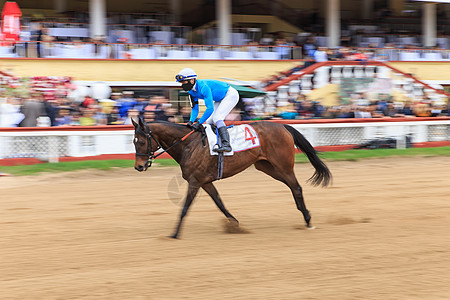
[140, 141, 146, 146]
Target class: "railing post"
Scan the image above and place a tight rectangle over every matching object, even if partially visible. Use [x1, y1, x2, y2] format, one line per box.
[331, 65, 342, 84]
[342, 66, 353, 78]
[403, 77, 414, 98]
[365, 65, 375, 78]
[314, 66, 330, 89]
[266, 91, 278, 114]
[354, 65, 364, 78]
[413, 83, 424, 98]
[277, 85, 290, 107]
[288, 80, 301, 97]
[301, 74, 313, 94]
[377, 66, 390, 78]
[47, 136, 59, 163]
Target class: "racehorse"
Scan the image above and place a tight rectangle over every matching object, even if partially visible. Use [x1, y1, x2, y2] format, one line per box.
[132, 118, 331, 238]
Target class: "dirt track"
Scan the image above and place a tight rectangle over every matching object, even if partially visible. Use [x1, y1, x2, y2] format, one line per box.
[1, 156, 450, 299]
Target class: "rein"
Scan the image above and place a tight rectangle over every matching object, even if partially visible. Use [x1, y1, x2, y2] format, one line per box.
[136, 124, 196, 166]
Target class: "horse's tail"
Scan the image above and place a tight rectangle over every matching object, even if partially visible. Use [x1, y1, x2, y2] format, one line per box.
[283, 124, 332, 187]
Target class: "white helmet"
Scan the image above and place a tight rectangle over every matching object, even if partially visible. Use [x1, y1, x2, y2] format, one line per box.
[175, 68, 197, 82]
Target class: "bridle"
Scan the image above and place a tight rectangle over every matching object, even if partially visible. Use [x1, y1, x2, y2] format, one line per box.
[135, 123, 163, 168]
[135, 122, 195, 168]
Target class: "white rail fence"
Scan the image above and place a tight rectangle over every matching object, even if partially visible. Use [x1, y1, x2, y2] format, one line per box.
[0, 119, 449, 162]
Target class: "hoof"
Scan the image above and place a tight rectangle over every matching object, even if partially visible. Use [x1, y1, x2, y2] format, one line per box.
[306, 225, 316, 230]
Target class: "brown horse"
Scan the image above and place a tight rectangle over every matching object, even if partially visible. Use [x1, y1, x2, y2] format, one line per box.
[132, 118, 331, 238]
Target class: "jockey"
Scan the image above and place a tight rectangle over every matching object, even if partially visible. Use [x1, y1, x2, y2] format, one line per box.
[176, 68, 239, 152]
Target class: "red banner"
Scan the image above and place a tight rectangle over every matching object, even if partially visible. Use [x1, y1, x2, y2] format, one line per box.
[1, 1, 22, 43]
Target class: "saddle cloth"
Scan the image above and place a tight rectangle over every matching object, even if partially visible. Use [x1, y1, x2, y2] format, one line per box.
[204, 124, 261, 156]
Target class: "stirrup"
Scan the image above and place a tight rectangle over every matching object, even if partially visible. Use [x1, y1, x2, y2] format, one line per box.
[213, 145, 232, 153]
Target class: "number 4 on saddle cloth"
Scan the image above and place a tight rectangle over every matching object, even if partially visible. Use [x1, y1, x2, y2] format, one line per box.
[203, 124, 261, 156]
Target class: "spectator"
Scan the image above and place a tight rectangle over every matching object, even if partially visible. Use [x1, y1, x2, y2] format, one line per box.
[79, 108, 97, 126]
[297, 100, 315, 119]
[143, 110, 156, 123]
[41, 28, 55, 57]
[55, 107, 73, 126]
[260, 33, 275, 46]
[397, 101, 415, 117]
[144, 96, 167, 120]
[322, 106, 340, 119]
[430, 104, 446, 117]
[31, 23, 44, 58]
[275, 38, 290, 59]
[354, 105, 372, 118]
[106, 105, 123, 125]
[18, 25, 31, 57]
[277, 104, 298, 120]
[70, 111, 81, 126]
[445, 101, 450, 116]
[336, 106, 355, 118]
[90, 102, 107, 125]
[118, 91, 136, 118]
[21, 93, 46, 127]
[81, 95, 96, 108]
[311, 101, 325, 117]
[124, 108, 140, 125]
[313, 47, 328, 62]
[133, 96, 148, 116]
[0, 97, 24, 127]
[178, 106, 191, 123]
[328, 48, 344, 61]
[303, 36, 316, 57]
[383, 102, 400, 117]
[370, 102, 385, 118]
[44, 99, 59, 126]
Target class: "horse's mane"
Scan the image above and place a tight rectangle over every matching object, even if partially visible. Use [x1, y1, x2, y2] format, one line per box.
[136, 121, 190, 137]
[146, 120, 188, 129]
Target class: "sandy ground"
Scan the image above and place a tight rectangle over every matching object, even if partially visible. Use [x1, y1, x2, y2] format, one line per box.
[1, 156, 450, 299]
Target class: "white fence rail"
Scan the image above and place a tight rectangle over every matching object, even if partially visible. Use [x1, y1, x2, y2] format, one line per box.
[289, 119, 450, 146]
[0, 119, 449, 161]
[0, 128, 134, 161]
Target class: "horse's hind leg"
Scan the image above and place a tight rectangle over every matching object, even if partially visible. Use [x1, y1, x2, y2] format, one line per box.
[202, 182, 239, 224]
[255, 160, 313, 228]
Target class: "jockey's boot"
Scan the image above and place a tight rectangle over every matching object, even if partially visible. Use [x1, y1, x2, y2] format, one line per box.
[214, 126, 232, 152]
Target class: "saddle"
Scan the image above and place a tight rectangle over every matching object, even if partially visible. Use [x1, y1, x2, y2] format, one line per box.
[203, 124, 260, 156]
[202, 124, 261, 180]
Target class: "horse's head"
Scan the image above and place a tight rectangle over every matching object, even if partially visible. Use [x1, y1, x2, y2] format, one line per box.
[132, 117, 160, 172]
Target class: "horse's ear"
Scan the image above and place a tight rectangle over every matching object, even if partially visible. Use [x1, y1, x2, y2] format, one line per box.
[138, 116, 146, 130]
[131, 118, 138, 128]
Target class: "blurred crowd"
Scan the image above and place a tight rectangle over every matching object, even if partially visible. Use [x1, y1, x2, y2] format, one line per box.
[0, 89, 190, 127]
[1, 84, 448, 128]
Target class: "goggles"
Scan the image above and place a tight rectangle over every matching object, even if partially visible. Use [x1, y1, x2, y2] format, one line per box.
[175, 74, 196, 82]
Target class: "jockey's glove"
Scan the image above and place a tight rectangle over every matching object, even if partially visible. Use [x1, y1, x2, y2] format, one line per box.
[190, 121, 202, 131]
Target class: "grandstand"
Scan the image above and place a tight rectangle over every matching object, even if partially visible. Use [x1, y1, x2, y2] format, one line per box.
[0, 0, 449, 128]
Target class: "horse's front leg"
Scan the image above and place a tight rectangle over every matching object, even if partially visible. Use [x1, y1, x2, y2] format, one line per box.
[170, 182, 200, 239]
